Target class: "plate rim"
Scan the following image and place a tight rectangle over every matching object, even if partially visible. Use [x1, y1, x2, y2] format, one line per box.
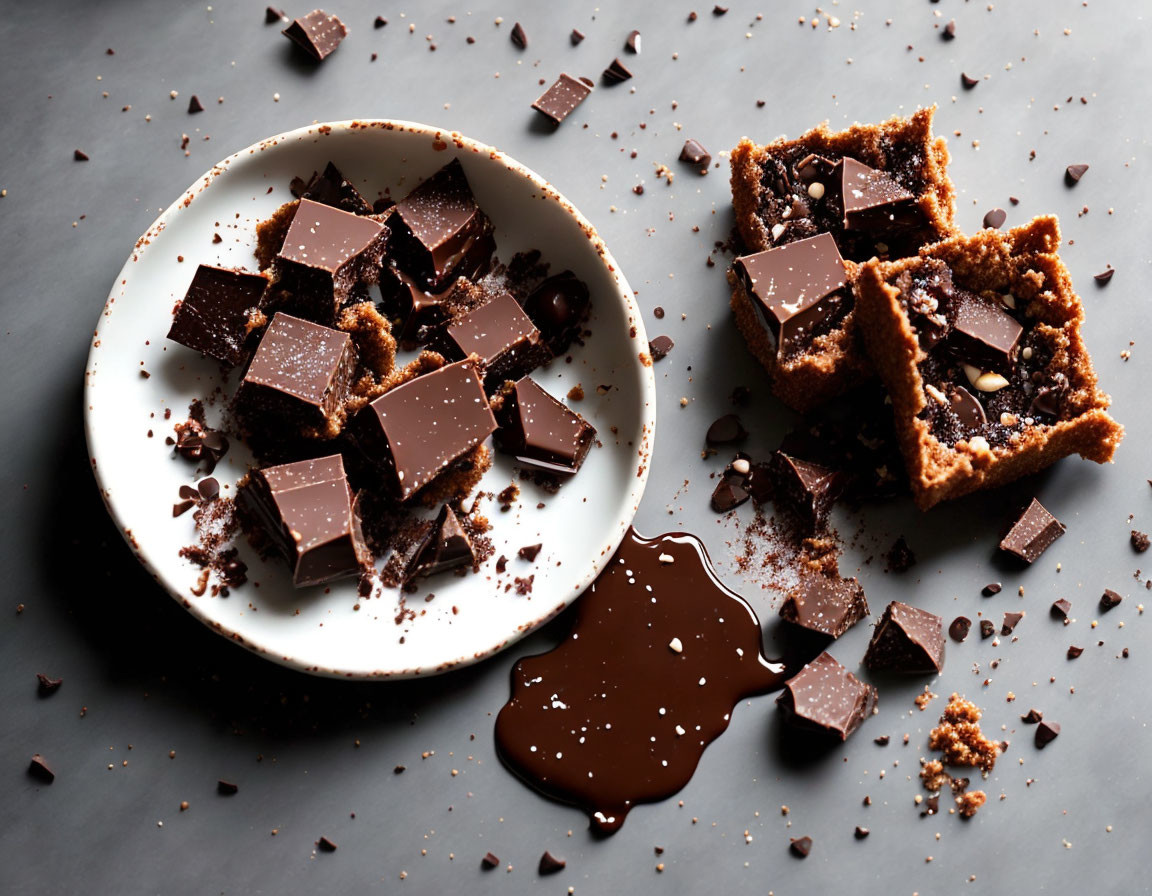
[83, 118, 657, 680]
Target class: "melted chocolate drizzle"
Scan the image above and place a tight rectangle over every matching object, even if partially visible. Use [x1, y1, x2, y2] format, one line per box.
[494, 528, 787, 833]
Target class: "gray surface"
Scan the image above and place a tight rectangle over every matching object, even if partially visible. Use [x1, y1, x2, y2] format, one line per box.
[2, 0, 1150, 892]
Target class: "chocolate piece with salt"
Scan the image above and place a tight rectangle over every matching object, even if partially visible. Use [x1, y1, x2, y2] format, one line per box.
[297, 161, 373, 215]
[354, 359, 496, 501]
[828, 157, 924, 236]
[999, 498, 1065, 563]
[863, 601, 945, 674]
[444, 293, 551, 390]
[776, 652, 877, 741]
[404, 504, 476, 581]
[947, 292, 1023, 375]
[493, 377, 596, 475]
[282, 9, 347, 61]
[275, 199, 388, 313]
[240, 454, 369, 587]
[533, 74, 594, 125]
[522, 271, 591, 355]
[779, 572, 869, 639]
[769, 451, 844, 535]
[733, 234, 848, 359]
[234, 312, 357, 434]
[167, 265, 269, 366]
[391, 159, 496, 292]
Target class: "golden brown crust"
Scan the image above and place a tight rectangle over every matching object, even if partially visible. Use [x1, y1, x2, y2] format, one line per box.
[856, 216, 1123, 510]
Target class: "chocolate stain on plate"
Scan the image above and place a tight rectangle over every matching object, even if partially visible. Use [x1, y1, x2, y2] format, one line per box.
[495, 527, 787, 834]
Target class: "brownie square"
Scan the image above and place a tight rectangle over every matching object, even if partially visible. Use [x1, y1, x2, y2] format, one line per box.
[728, 108, 957, 411]
[443, 292, 551, 390]
[166, 265, 269, 366]
[855, 216, 1123, 509]
[234, 312, 358, 439]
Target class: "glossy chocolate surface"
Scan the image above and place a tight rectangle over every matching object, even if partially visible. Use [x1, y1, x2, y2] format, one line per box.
[166, 265, 268, 366]
[863, 601, 946, 674]
[493, 377, 595, 474]
[776, 651, 877, 741]
[444, 293, 549, 388]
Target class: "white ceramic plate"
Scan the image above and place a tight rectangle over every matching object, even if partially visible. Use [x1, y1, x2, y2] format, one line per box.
[84, 120, 655, 679]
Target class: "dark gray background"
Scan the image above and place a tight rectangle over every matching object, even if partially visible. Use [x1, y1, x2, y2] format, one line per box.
[2, 0, 1150, 892]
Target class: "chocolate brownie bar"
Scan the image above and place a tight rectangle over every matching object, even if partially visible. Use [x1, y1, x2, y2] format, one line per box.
[855, 216, 1123, 509]
[728, 108, 957, 411]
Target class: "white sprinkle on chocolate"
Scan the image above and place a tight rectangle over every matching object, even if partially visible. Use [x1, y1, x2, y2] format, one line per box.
[658, 553, 675, 564]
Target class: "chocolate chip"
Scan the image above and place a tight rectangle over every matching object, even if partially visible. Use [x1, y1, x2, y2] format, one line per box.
[948, 616, 972, 642]
[961, 72, 979, 88]
[980, 620, 996, 639]
[510, 22, 528, 49]
[648, 335, 674, 360]
[266, 6, 285, 24]
[481, 852, 500, 869]
[1034, 721, 1060, 748]
[711, 479, 749, 513]
[217, 779, 239, 795]
[982, 582, 1002, 596]
[855, 826, 870, 839]
[197, 477, 220, 501]
[942, 20, 956, 39]
[188, 95, 204, 114]
[713, 5, 729, 14]
[393, 765, 406, 774]
[538, 850, 566, 874]
[1021, 708, 1043, 724]
[625, 30, 641, 53]
[495, 555, 508, 573]
[1001, 612, 1024, 635]
[1099, 589, 1123, 611]
[789, 836, 813, 858]
[1050, 598, 1071, 619]
[602, 57, 633, 84]
[705, 414, 747, 446]
[1065, 164, 1089, 185]
[74, 149, 89, 161]
[982, 208, 1006, 229]
[36, 673, 63, 696]
[1131, 530, 1150, 553]
[518, 544, 543, 563]
[318, 836, 337, 852]
[570, 28, 585, 45]
[1094, 268, 1115, 284]
[1000, 499, 1065, 564]
[679, 139, 711, 171]
[874, 735, 890, 745]
[1067, 645, 1083, 659]
[885, 536, 917, 573]
[28, 754, 54, 783]
[373, 15, 387, 28]
[653, 306, 665, 319]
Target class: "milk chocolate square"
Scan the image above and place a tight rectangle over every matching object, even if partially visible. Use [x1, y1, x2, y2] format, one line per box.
[776, 652, 877, 741]
[167, 265, 269, 366]
[493, 377, 596, 475]
[444, 293, 551, 389]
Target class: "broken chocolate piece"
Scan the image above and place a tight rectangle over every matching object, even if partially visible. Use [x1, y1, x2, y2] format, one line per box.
[167, 265, 269, 366]
[187, 95, 204, 114]
[769, 451, 843, 535]
[947, 292, 1023, 375]
[298, 161, 373, 215]
[522, 271, 591, 354]
[789, 836, 812, 858]
[570, 29, 585, 45]
[779, 572, 869, 639]
[1131, 530, 1150, 553]
[1094, 268, 1114, 284]
[518, 543, 543, 563]
[1001, 611, 1023, 635]
[532, 74, 594, 126]
[1099, 589, 1123, 611]
[1050, 598, 1071, 619]
[443, 293, 550, 389]
[265, 6, 286, 24]
[885, 535, 917, 572]
[602, 57, 633, 84]
[28, 754, 54, 783]
[948, 616, 971, 642]
[625, 30, 641, 53]
[538, 851, 566, 874]
[863, 601, 945, 674]
[961, 72, 979, 88]
[1067, 645, 1083, 659]
[982, 582, 1002, 596]
[1034, 720, 1060, 748]
[854, 826, 870, 839]
[404, 504, 476, 581]
[980, 620, 996, 639]
[73, 149, 89, 161]
[317, 836, 337, 852]
[282, 9, 347, 62]
[829, 157, 922, 236]
[982, 208, 1006, 229]
[493, 377, 596, 475]
[710, 478, 748, 513]
[217, 779, 238, 795]
[705, 414, 747, 446]
[1021, 708, 1043, 724]
[36, 673, 63, 696]
[942, 19, 956, 39]
[1064, 164, 1089, 185]
[648, 335, 674, 360]
[679, 139, 711, 172]
[999, 499, 1065, 563]
[949, 385, 987, 429]
[777, 652, 877, 741]
[510, 22, 528, 48]
[481, 852, 500, 869]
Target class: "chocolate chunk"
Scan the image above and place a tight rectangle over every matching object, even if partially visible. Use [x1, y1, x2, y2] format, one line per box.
[444, 293, 550, 389]
[1029, 383, 1067, 419]
[1021, 708, 1043, 724]
[1094, 268, 1115, 284]
[710, 478, 749, 513]
[779, 572, 869, 639]
[829, 157, 921, 236]
[1067, 645, 1083, 659]
[1131, 530, 1150, 553]
[298, 161, 373, 215]
[648, 334, 674, 360]
[949, 385, 987, 429]
[1034, 721, 1060, 748]
[217, 779, 238, 795]
[265, 6, 286, 24]
[789, 836, 813, 858]
[885, 535, 917, 573]
[713, 5, 729, 14]
[679, 139, 711, 172]
[493, 376, 596, 475]
[1050, 598, 1071, 619]
[1064, 164, 1089, 185]
[777, 652, 877, 741]
[282, 10, 347, 61]
[404, 505, 476, 581]
[188, 95, 204, 114]
[705, 414, 747, 446]
[318, 836, 337, 852]
[948, 616, 972, 642]
[770, 451, 844, 535]
[374, 15, 387, 28]
[28, 754, 54, 783]
[948, 292, 1023, 375]
[874, 735, 890, 745]
[519, 544, 543, 563]
[625, 29, 641, 52]
[522, 272, 591, 354]
[855, 826, 870, 839]
[538, 851, 566, 874]
[999, 499, 1065, 563]
[982, 582, 1002, 596]
[392, 160, 495, 292]
[74, 149, 89, 161]
[234, 313, 357, 434]
[354, 360, 497, 501]
[1099, 589, 1123, 611]
[602, 57, 633, 84]
[481, 852, 500, 869]
[961, 72, 979, 88]
[570, 29, 585, 45]
[982, 207, 1006, 229]
[510, 22, 528, 48]
[980, 620, 996, 639]
[495, 555, 508, 573]
[36, 673, 63, 696]
[943, 19, 956, 39]
[733, 234, 849, 359]
[166, 266, 270, 366]
[1001, 611, 1024, 635]
[240, 455, 370, 587]
[863, 601, 945, 674]
[532, 73, 594, 125]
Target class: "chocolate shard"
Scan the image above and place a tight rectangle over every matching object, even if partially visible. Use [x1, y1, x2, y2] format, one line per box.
[710, 478, 749, 513]
[948, 616, 972, 642]
[493, 376, 596, 475]
[510, 22, 528, 48]
[961, 72, 979, 88]
[299, 161, 373, 215]
[999, 499, 1065, 563]
[854, 826, 870, 839]
[239, 454, 371, 587]
[1066, 645, 1083, 659]
[789, 836, 813, 858]
[769, 451, 844, 535]
[317, 836, 337, 852]
[827, 157, 922, 236]
[265, 6, 286, 24]
[1001, 611, 1024, 635]
[36, 673, 63, 695]
[404, 504, 476, 581]
[392, 159, 495, 292]
[282, 9, 348, 62]
[538, 851, 566, 874]
[1034, 720, 1060, 748]
[1099, 589, 1123, 611]
[522, 271, 591, 354]
[942, 19, 956, 39]
[353, 359, 497, 501]
[733, 234, 849, 359]
[1094, 268, 1115, 284]
[1050, 598, 1072, 619]
[947, 292, 1023, 375]
[217, 779, 239, 795]
[570, 29, 585, 45]
[602, 57, 633, 84]
[648, 334, 674, 360]
[679, 139, 711, 172]
[73, 149, 89, 161]
[443, 293, 550, 390]
[863, 601, 945, 674]
[1064, 164, 1089, 185]
[779, 572, 869, 639]
[982, 582, 1002, 596]
[885, 535, 917, 572]
[982, 207, 1006, 229]
[777, 652, 877, 741]
[519, 543, 543, 563]
[1021, 708, 1043, 724]
[166, 265, 269, 366]
[28, 754, 54, 783]
[188, 95, 204, 114]
[481, 852, 500, 869]
[949, 385, 987, 429]
[705, 414, 747, 446]
[532, 73, 594, 125]
[373, 15, 386, 28]
[980, 619, 996, 639]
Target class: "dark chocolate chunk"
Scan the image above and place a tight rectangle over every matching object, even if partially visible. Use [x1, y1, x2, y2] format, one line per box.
[217, 779, 238, 795]
[444, 293, 550, 389]
[377, 266, 467, 347]
[354, 359, 496, 501]
[961, 72, 979, 88]
[538, 851, 566, 874]
[980, 620, 996, 639]
[949, 385, 987, 429]
[28, 754, 54, 783]
[999, 499, 1065, 563]
[625, 30, 641, 53]
[481, 852, 500, 869]
[1021, 708, 1043, 724]
[234, 313, 357, 433]
[948, 292, 1023, 375]
[679, 139, 711, 172]
[710, 478, 749, 513]
[942, 19, 956, 39]
[1099, 589, 1123, 611]
[777, 652, 877, 741]
[885, 535, 917, 573]
[705, 414, 747, 446]
[522, 271, 591, 354]
[318, 836, 337, 852]
[713, 5, 729, 14]
[167, 265, 269, 366]
[282, 9, 347, 61]
[532, 74, 594, 125]
[510, 22, 528, 48]
[298, 161, 373, 215]
[240, 455, 370, 587]
[392, 160, 495, 292]
[1064, 164, 1089, 185]
[519, 544, 543, 563]
[1034, 721, 1060, 748]
[74, 149, 89, 161]
[570, 29, 585, 45]
[1029, 384, 1067, 419]
[394, 765, 406, 774]
[863, 601, 945, 674]
[733, 234, 848, 359]
[779, 572, 869, 639]
[948, 616, 972, 642]
[1131, 530, 1150, 553]
[874, 735, 890, 745]
[789, 836, 813, 858]
[1067, 645, 1083, 659]
[374, 15, 387, 28]
[982, 207, 1006, 229]
[1050, 598, 1072, 619]
[493, 376, 596, 475]
[36, 673, 63, 696]
[602, 57, 633, 84]
[1094, 268, 1114, 284]
[982, 582, 1002, 596]
[771, 451, 843, 535]
[404, 504, 476, 581]
[855, 826, 870, 839]
[1001, 611, 1024, 635]
[648, 335, 674, 360]
[265, 6, 286, 24]
[829, 157, 921, 236]
[188, 95, 204, 114]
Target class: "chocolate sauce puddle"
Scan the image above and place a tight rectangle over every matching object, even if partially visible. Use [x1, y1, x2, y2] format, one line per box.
[494, 527, 788, 834]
